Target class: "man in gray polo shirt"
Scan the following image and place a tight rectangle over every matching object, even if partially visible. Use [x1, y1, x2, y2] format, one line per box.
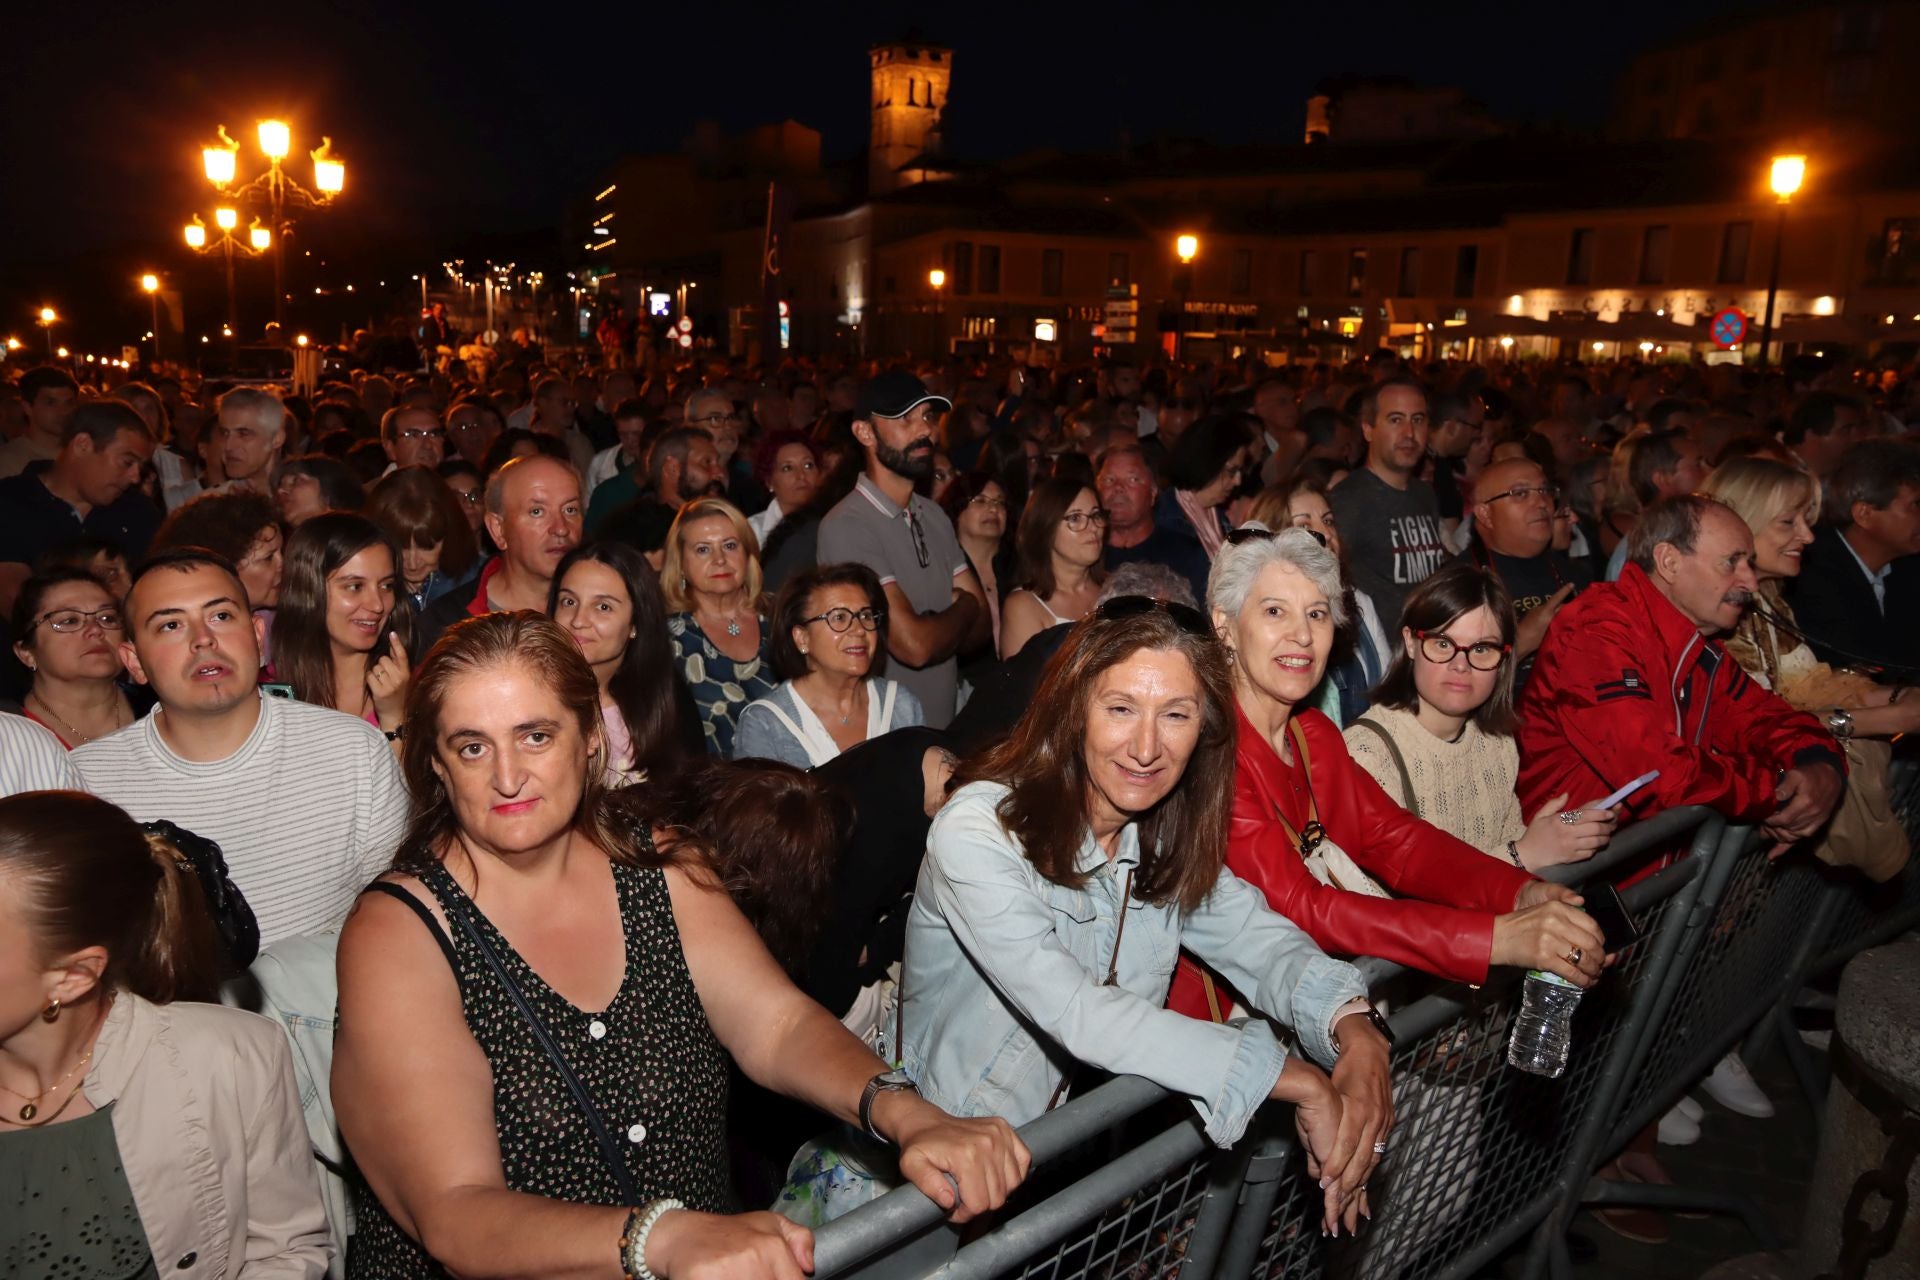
[818, 370, 989, 727]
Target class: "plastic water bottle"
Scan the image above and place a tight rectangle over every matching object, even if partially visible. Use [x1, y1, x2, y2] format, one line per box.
[1507, 971, 1583, 1078]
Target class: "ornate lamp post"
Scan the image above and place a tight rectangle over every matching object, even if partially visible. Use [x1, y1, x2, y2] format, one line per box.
[201, 121, 346, 329]
[184, 209, 270, 355]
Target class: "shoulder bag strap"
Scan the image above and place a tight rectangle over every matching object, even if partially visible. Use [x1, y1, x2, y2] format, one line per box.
[1352, 717, 1419, 819]
[442, 894, 642, 1205]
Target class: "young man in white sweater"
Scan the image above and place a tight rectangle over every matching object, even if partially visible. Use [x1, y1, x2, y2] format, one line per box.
[74, 548, 408, 946]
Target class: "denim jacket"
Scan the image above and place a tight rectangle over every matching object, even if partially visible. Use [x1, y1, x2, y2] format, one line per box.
[901, 782, 1369, 1147]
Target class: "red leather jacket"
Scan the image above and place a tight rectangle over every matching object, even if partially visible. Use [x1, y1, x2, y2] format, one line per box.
[1168, 705, 1533, 1019]
[1516, 563, 1841, 831]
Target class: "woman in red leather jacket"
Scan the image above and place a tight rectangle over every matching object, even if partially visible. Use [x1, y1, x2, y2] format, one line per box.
[1166, 526, 1606, 1021]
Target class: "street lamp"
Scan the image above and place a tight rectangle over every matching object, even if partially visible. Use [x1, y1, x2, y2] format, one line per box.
[141, 274, 161, 363]
[1174, 233, 1200, 361]
[928, 268, 946, 353]
[36, 307, 58, 357]
[200, 120, 346, 328]
[1759, 153, 1806, 368]
[183, 209, 269, 355]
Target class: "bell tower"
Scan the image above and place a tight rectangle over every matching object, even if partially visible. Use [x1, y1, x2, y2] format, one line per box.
[868, 40, 950, 196]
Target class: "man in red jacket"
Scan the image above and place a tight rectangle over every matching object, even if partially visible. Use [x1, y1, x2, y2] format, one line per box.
[1518, 494, 1843, 1192]
[1518, 494, 1842, 855]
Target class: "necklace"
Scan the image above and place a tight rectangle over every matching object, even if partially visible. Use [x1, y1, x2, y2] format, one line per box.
[0, 1002, 110, 1124]
[25, 691, 126, 747]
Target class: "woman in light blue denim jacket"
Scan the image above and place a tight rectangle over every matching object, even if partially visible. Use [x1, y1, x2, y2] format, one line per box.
[901, 597, 1394, 1236]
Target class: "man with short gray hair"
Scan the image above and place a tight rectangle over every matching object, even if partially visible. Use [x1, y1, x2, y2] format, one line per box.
[213, 387, 287, 495]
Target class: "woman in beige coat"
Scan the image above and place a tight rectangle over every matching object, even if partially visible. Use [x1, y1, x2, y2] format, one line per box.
[0, 790, 330, 1278]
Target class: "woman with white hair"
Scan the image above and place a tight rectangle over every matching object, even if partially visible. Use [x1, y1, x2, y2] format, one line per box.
[1166, 525, 1607, 1022]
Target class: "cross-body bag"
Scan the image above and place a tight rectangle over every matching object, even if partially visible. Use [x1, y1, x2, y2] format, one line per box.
[366, 881, 640, 1204]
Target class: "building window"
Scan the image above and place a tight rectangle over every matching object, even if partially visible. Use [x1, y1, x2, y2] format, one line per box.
[1453, 245, 1479, 299]
[1298, 249, 1316, 297]
[952, 242, 973, 296]
[1231, 248, 1253, 296]
[1717, 221, 1752, 283]
[1041, 248, 1064, 297]
[1397, 247, 1421, 297]
[1566, 228, 1595, 286]
[1639, 225, 1672, 284]
[1108, 252, 1130, 287]
[978, 245, 1001, 295]
[1346, 248, 1368, 297]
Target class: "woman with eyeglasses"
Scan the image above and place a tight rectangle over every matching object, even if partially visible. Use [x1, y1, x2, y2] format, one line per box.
[733, 564, 923, 767]
[1158, 413, 1253, 561]
[10, 570, 138, 749]
[998, 478, 1108, 660]
[939, 473, 1012, 659]
[1342, 563, 1618, 871]
[1166, 529, 1608, 1021]
[436, 460, 488, 542]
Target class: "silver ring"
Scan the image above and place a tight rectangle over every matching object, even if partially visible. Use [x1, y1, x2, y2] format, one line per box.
[1557, 810, 1581, 826]
[1372, 1141, 1388, 1154]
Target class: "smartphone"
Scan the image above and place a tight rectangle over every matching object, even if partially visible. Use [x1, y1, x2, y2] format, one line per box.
[1583, 882, 1642, 950]
[1596, 769, 1659, 810]
[261, 682, 296, 700]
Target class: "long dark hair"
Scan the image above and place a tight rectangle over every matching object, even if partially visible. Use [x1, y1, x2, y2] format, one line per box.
[606, 758, 848, 975]
[393, 611, 666, 875]
[1013, 476, 1109, 601]
[548, 542, 695, 781]
[0, 791, 222, 1004]
[1368, 562, 1519, 736]
[365, 465, 479, 581]
[953, 606, 1236, 913]
[271, 512, 414, 710]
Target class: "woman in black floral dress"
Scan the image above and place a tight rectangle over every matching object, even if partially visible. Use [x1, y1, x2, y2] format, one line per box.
[334, 612, 1028, 1279]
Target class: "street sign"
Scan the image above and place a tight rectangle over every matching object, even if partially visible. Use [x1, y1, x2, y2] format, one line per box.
[1709, 306, 1749, 349]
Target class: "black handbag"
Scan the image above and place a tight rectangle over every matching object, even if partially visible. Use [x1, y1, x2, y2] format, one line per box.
[141, 819, 260, 971]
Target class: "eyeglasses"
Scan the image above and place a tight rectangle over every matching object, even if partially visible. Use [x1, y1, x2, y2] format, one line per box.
[30, 608, 124, 635]
[688, 411, 741, 427]
[1061, 509, 1109, 532]
[803, 606, 887, 633]
[1093, 594, 1211, 636]
[1483, 483, 1559, 506]
[1226, 525, 1327, 550]
[452, 487, 483, 506]
[905, 507, 930, 569]
[1416, 630, 1510, 671]
[967, 494, 1008, 511]
[398, 428, 445, 442]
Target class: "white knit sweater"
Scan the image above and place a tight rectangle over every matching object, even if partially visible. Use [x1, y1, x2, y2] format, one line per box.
[1342, 703, 1527, 861]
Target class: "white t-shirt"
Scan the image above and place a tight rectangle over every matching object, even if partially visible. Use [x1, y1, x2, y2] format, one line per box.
[74, 693, 409, 945]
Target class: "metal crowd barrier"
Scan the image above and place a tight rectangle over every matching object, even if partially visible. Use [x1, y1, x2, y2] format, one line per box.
[812, 804, 1724, 1280]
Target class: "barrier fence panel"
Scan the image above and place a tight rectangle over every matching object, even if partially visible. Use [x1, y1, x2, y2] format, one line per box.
[1222, 807, 1721, 1280]
[1809, 756, 1920, 976]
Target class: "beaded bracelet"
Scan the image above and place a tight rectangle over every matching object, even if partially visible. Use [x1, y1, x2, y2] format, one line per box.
[619, 1198, 684, 1280]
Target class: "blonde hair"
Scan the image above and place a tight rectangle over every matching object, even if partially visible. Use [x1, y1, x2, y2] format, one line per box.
[1701, 455, 1821, 534]
[660, 496, 764, 612]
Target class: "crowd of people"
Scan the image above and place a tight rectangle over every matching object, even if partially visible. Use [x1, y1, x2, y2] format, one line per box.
[3, 329, 1917, 1274]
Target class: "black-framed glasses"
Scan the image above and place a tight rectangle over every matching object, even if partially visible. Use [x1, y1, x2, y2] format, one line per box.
[688, 410, 742, 427]
[1061, 509, 1109, 532]
[803, 606, 887, 633]
[1483, 483, 1559, 506]
[1094, 594, 1210, 637]
[905, 507, 930, 568]
[398, 428, 445, 442]
[1226, 525, 1327, 550]
[968, 494, 1008, 511]
[1416, 630, 1510, 671]
[30, 608, 124, 635]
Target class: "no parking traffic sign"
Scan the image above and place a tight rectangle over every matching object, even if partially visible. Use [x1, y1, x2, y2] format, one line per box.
[1709, 306, 1749, 349]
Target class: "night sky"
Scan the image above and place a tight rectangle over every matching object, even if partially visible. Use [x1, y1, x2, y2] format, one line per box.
[2, 0, 1749, 349]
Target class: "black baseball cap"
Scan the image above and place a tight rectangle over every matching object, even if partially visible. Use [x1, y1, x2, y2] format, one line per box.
[857, 369, 953, 421]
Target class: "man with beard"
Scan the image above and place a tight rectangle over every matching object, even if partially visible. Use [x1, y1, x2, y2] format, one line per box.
[584, 423, 718, 534]
[73, 548, 407, 944]
[416, 455, 583, 648]
[1329, 377, 1451, 625]
[818, 371, 988, 728]
[1518, 495, 1841, 862]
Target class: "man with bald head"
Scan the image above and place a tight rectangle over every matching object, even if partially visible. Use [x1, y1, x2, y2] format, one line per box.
[417, 454, 583, 647]
[1469, 458, 1591, 670]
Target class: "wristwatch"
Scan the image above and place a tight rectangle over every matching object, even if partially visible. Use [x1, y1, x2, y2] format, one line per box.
[1826, 708, 1855, 743]
[1330, 998, 1395, 1053]
[859, 1068, 917, 1142]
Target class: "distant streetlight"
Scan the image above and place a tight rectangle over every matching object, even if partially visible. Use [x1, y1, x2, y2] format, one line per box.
[1176, 234, 1199, 264]
[141, 274, 162, 362]
[36, 306, 58, 357]
[928, 268, 947, 353]
[1173, 234, 1200, 360]
[1759, 154, 1806, 368]
[200, 119, 347, 328]
[183, 207, 269, 355]
[928, 268, 946, 290]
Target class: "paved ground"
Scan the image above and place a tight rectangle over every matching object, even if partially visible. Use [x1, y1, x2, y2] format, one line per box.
[1557, 1044, 1818, 1279]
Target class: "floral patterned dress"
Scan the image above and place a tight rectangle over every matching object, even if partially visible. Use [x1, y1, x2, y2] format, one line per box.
[668, 611, 776, 756]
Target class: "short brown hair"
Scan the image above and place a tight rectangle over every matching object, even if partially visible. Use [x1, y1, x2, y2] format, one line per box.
[365, 466, 478, 579]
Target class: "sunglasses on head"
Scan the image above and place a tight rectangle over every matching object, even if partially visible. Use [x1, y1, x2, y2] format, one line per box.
[1093, 594, 1211, 636]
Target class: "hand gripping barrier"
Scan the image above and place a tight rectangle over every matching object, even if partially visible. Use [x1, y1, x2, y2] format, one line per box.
[811, 804, 1721, 1280]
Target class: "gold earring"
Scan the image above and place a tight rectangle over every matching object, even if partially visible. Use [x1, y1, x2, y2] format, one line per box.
[41, 998, 60, 1023]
